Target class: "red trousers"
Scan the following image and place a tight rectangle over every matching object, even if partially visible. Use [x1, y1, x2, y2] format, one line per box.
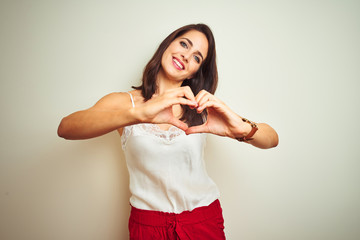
[129, 200, 226, 240]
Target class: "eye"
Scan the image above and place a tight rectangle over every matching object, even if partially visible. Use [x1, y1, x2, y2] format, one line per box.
[194, 55, 200, 63]
[180, 41, 188, 49]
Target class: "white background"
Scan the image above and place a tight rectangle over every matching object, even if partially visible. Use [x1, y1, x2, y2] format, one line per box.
[0, 0, 359, 239]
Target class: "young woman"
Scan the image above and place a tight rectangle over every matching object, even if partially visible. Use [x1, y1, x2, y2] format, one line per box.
[58, 24, 278, 240]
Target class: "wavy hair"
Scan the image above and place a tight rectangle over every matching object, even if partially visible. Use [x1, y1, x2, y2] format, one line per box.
[133, 23, 218, 126]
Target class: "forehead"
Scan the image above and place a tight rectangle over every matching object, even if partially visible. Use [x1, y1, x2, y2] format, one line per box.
[177, 30, 209, 59]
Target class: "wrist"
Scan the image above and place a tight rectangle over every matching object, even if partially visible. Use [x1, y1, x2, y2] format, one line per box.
[128, 107, 144, 124]
[235, 117, 258, 142]
[241, 121, 252, 136]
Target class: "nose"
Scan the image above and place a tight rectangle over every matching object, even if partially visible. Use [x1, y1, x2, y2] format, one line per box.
[181, 53, 190, 63]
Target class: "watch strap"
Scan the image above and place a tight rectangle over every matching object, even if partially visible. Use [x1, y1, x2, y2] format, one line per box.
[237, 118, 258, 142]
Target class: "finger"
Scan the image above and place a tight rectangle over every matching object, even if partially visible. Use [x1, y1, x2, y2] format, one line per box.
[181, 86, 196, 102]
[194, 90, 208, 103]
[165, 87, 197, 107]
[175, 97, 198, 108]
[185, 124, 209, 135]
[196, 100, 217, 113]
[181, 88, 198, 108]
[169, 118, 188, 131]
[197, 94, 211, 108]
[196, 90, 217, 108]
[170, 86, 196, 102]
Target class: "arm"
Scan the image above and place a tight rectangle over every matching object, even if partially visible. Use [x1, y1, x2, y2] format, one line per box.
[58, 87, 198, 140]
[245, 123, 278, 149]
[185, 90, 279, 149]
[57, 92, 138, 140]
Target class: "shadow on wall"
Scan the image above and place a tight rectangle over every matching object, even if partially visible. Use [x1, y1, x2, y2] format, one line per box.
[3, 131, 131, 240]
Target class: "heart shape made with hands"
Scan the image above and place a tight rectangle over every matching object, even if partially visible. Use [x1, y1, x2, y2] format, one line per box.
[146, 87, 231, 137]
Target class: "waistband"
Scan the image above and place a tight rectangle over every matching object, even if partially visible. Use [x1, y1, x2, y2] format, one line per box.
[130, 199, 222, 227]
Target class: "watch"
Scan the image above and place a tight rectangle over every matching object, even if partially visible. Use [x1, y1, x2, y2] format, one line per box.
[237, 118, 258, 142]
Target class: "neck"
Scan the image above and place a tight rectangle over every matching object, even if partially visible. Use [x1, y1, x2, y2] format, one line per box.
[156, 69, 184, 94]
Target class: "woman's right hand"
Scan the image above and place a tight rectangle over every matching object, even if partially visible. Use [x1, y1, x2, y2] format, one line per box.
[58, 87, 197, 140]
[135, 86, 198, 131]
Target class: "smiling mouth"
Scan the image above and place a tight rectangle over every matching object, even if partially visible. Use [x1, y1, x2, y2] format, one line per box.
[173, 57, 184, 70]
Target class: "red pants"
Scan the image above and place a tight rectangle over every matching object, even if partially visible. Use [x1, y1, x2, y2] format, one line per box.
[129, 200, 226, 240]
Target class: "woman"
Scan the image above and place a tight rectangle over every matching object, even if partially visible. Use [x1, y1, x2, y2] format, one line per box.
[58, 24, 278, 240]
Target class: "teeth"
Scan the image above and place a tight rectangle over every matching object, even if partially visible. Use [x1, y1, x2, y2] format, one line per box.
[173, 58, 184, 70]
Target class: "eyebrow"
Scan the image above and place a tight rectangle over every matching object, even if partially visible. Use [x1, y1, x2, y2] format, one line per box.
[180, 37, 204, 61]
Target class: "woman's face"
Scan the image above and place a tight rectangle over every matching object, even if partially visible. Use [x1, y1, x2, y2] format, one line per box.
[160, 30, 209, 82]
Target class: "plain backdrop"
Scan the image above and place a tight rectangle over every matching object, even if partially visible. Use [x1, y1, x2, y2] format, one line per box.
[1, 0, 359, 239]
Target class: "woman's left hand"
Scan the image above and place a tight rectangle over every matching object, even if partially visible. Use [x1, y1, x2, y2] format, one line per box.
[186, 90, 279, 149]
[185, 90, 250, 139]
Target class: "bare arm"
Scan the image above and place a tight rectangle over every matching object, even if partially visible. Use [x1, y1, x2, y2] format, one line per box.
[57, 92, 138, 140]
[58, 87, 198, 140]
[245, 123, 278, 149]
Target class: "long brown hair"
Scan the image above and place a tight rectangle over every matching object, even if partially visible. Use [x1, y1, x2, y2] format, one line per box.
[133, 23, 218, 126]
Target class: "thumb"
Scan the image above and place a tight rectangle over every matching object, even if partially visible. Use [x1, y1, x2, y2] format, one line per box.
[185, 124, 209, 135]
[169, 118, 189, 132]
